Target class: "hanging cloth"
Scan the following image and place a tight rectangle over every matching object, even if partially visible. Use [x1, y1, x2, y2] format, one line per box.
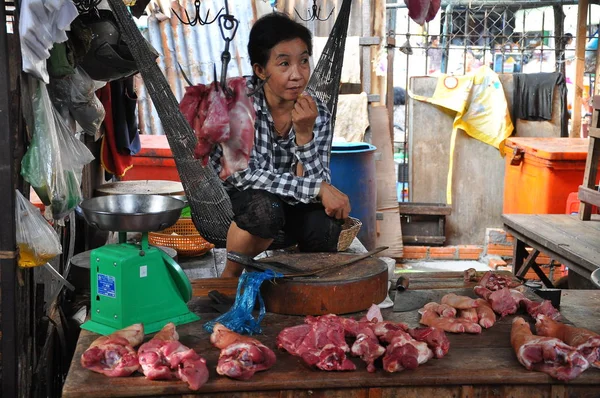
[513, 72, 569, 137]
[410, 66, 514, 204]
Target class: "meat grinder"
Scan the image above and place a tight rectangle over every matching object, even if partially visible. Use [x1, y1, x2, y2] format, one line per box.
[79, 194, 199, 335]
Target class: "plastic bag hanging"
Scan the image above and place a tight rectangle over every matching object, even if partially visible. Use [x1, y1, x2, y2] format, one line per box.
[203, 270, 282, 335]
[15, 190, 62, 268]
[21, 77, 94, 219]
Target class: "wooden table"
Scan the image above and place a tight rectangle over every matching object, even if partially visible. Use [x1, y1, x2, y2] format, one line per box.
[62, 272, 600, 398]
[503, 213, 600, 288]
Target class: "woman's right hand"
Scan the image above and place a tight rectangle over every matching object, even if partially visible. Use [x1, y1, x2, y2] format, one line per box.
[318, 182, 351, 220]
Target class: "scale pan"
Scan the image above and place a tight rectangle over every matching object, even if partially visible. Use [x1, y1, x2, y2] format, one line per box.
[80, 194, 185, 232]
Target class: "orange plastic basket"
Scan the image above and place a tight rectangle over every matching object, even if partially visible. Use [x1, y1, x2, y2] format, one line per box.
[148, 218, 215, 257]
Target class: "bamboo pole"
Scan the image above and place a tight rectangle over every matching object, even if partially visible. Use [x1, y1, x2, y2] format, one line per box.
[572, 0, 588, 138]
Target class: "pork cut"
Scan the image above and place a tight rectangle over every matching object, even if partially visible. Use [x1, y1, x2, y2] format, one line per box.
[210, 323, 276, 380]
[474, 298, 496, 329]
[478, 271, 522, 291]
[511, 317, 589, 381]
[421, 302, 457, 318]
[440, 293, 479, 309]
[420, 309, 482, 334]
[350, 321, 385, 372]
[536, 314, 600, 368]
[382, 330, 433, 372]
[488, 287, 519, 317]
[277, 315, 355, 371]
[408, 327, 450, 359]
[138, 323, 209, 390]
[523, 299, 561, 320]
[179, 77, 256, 178]
[404, 0, 441, 25]
[80, 323, 144, 377]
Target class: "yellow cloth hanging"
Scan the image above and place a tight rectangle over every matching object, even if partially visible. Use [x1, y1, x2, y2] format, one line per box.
[409, 66, 514, 204]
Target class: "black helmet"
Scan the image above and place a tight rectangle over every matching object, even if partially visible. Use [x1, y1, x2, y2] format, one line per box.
[78, 9, 157, 81]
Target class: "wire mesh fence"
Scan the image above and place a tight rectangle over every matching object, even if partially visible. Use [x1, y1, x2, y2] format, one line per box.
[387, 0, 599, 201]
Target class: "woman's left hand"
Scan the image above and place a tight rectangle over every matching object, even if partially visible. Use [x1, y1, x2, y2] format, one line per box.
[292, 93, 317, 145]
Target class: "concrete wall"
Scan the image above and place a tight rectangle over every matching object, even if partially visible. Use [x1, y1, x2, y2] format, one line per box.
[408, 74, 563, 245]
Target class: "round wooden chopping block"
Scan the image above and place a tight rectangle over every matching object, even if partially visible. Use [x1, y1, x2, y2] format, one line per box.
[95, 180, 184, 197]
[261, 257, 388, 316]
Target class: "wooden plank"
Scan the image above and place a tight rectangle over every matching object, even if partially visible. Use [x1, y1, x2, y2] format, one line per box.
[503, 214, 600, 274]
[398, 203, 452, 215]
[578, 186, 600, 210]
[62, 289, 600, 398]
[579, 134, 600, 220]
[571, 0, 589, 138]
[191, 277, 238, 297]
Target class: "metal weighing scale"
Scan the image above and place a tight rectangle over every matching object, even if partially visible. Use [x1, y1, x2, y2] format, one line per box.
[79, 194, 199, 335]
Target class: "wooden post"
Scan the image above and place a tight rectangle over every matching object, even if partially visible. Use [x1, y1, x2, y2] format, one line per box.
[386, 34, 395, 141]
[572, 0, 588, 138]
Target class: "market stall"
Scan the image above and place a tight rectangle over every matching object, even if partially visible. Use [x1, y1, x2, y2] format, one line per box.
[62, 272, 600, 397]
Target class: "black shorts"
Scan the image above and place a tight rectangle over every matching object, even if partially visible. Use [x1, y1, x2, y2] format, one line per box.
[228, 189, 343, 252]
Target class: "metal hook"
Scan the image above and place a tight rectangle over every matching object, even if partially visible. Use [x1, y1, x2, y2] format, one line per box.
[217, 0, 239, 97]
[171, 0, 223, 26]
[294, 0, 334, 22]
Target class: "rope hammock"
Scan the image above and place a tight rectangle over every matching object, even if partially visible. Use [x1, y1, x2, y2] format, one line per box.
[106, 0, 352, 248]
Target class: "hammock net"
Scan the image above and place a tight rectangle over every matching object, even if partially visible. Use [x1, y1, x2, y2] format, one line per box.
[106, 0, 352, 247]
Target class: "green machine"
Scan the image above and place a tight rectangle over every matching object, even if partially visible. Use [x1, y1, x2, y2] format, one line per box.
[79, 194, 199, 335]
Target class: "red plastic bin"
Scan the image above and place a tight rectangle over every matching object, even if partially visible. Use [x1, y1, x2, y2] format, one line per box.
[121, 135, 181, 182]
[503, 137, 600, 214]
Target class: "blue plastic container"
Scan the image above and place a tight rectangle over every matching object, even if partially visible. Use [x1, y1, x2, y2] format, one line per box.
[330, 142, 377, 250]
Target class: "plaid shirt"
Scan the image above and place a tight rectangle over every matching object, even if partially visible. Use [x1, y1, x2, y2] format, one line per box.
[210, 81, 333, 204]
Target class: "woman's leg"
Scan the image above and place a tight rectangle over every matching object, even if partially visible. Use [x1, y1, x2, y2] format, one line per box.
[221, 189, 286, 277]
[221, 221, 273, 277]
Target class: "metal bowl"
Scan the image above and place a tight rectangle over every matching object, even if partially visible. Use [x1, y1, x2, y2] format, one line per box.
[591, 268, 600, 289]
[80, 194, 185, 232]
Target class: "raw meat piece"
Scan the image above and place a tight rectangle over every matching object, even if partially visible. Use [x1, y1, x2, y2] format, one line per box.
[277, 317, 355, 371]
[276, 323, 311, 353]
[441, 293, 479, 309]
[421, 302, 457, 318]
[523, 299, 561, 320]
[350, 322, 385, 372]
[536, 314, 600, 368]
[509, 289, 529, 306]
[478, 271, 521, 291]
[511, 317, 589, 381]
[458, 308, 478, 323]
[219, 78, 256, 180]
[408, 327, 450, 359]
[474, 298, 496, 329]
[463, 268, 478, 282]
[138, 323, 209, 390]
[372, 321, 410, 343]
[80, 323, 144, 377]
[382, 330, 433, 372]
[210, 323, 276, 380]
[179, 77, 256, 174]
[404, 0, 441, 25]
[474, 285, 493, 300]
[419, 310, 482, 334]
[305, 314, 359, 337]
[488, 288, 519, 317]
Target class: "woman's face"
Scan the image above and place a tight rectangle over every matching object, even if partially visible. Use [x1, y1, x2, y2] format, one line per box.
[254, 38, 311, 102]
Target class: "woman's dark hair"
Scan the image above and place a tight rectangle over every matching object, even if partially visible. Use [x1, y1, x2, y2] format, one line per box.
[248, 12, 312, 70]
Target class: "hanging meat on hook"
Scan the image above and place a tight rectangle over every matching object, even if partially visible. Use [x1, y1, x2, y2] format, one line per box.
[405, 0, 441, 25]
[180, 77, 256, 180]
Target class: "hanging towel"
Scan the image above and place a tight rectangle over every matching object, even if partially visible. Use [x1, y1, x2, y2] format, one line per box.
[97, 84, 134, 178]
[513, 73, 569, 137]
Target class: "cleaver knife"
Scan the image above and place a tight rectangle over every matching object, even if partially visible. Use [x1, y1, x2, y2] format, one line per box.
[392, 276, 437, 312]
